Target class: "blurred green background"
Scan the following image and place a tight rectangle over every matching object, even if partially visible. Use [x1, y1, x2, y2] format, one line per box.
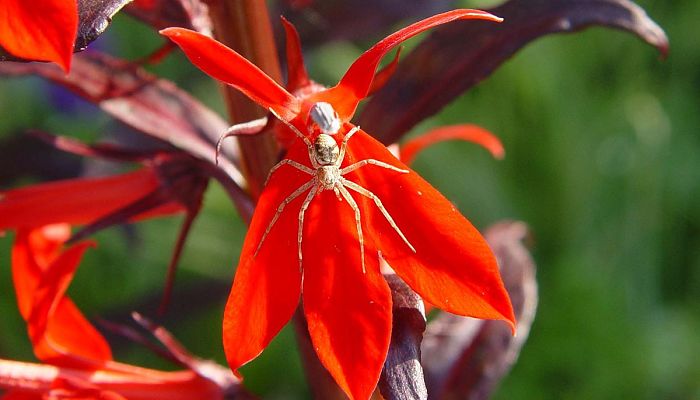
[1, 0, 698, 399]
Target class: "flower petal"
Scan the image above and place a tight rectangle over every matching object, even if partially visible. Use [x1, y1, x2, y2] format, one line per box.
[302, 190, 392, 400]
[223, 150, 309, 372]
[344, 131, 515, 330]
[281, 17, 311, 93]
[12, 228, 112, 366]
[367, 47, 402, 97]
[317, 9, 502, 120]
[0, 169, 164, 230]
[11, 226, 69, 319]
[0, 0, 78, 71]
[400, 124, 504, 165]
[34, 296, 113, 367]
[161, 27, 301, 122]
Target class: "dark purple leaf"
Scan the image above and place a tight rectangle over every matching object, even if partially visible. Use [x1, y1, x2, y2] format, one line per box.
[75, 0, 132, 51]
[379, 272, 428, 400]
[275, 0, 451, 48]
[0, 53, 254, 220]
[125, 0, 212, 33]
[422, 221, 537, 400]
[0, 133, 82, 185]
[0, 52, 242, 178]
[359, 0, 669, 144]
[30, 129, 169, 162]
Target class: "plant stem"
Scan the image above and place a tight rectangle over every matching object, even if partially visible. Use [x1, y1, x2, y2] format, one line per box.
[293, 308, 346, 399]
[207, 0, 282, 197]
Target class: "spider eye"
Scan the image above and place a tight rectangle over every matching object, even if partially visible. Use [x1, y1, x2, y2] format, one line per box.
[309, 102, 341, 134]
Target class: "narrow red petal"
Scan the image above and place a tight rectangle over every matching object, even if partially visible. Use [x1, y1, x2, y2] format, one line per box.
[11, 227, 67, 319]
[344, 131, 515, 330]
[223, 152, 308, 372]
[318, 10, 502, 120]
[26, 238, 92, 338]
[281, 17, 311, 93]
[34, 297, 113, 366]
[367, 47, 402, 97]
[12, 228, 112, 366]
[400, 124, 505, 165]
[0, 0, 78, 71]
[302, 190, 391, 400]
[161, 27, 301, 122]
[0, 169, 161, 230]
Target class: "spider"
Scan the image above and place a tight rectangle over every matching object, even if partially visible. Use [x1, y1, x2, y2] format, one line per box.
[252, 102, 416, 273]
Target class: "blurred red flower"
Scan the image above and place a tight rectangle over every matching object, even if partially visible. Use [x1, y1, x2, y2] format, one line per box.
[0, 224, 228, 400]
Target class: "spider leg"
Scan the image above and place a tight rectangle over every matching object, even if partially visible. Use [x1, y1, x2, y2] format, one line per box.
[254, 179, 316, 257]
[215, 117, 267, 165]
[336, 183, 366, 273]
[340, 159, 408, 175]
[268, 108, 312, 147]
[341, 178, 416, 253]
[333, 186, 342, 201]
[297, 184, 318, 272]
[336, 125, 361, 167]
[265, 159, 314, 186]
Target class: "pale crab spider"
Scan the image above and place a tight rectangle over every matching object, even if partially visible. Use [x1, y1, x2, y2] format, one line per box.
[255, 102, 416, 273]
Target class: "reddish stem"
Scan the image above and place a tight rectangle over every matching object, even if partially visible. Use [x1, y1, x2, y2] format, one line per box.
[207, 0, 282, 197]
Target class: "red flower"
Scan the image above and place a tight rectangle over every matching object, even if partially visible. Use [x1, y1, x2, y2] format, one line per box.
[0, 146, 212, 312]
[0, 0, 78, 71]
[162, 9, 515, 399]
[11, 225, 109, 367]
[1, 225, 231, 400]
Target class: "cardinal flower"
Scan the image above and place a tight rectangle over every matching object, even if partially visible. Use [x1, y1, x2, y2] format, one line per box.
[162, 9, 515, 399]
[0, 224, 233, 400]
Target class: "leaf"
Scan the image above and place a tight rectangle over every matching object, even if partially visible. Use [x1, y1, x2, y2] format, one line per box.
[75, 0, 132, 51]
[359, 0, 669, 144]
[275, 0, 452, 47]
[378, 272, 428, 400]
[0, 133, 82, 186]
[0, 52, 241, 182]
[125, 0, 213, 33]
[0, 51, 253, 220]
[422, 221, 538, 400]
